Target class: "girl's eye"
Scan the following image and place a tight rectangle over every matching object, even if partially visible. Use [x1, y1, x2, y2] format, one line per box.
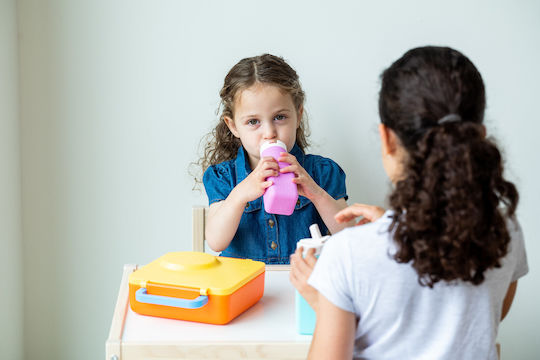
[274, 114, 286, 121]
[247, 119, 259, 126]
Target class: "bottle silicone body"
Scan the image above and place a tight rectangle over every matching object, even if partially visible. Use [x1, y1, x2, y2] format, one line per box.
[295, 224, 330, 335]
[260, 140, 298, 216]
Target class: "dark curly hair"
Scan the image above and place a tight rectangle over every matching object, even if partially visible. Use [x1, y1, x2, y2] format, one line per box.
[195, 54, 310, 181]
[379, 46, 519, 287]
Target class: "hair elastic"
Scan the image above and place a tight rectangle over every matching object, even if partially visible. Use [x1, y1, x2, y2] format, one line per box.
[438, 113, 462, 124]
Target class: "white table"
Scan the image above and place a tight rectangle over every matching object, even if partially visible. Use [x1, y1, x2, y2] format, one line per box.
[106, 264, 312, 360]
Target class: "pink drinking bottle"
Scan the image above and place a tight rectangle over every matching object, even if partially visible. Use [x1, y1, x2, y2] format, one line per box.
[260, 140, 298, 215]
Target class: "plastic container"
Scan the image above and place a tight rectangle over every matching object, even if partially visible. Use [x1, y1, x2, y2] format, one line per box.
[295, 224, 330, 335]
[259, 140, 298, 216]
[129, 251, 265, 325]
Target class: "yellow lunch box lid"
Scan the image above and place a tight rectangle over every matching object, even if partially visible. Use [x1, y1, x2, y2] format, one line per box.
[129, 251, 265, 296]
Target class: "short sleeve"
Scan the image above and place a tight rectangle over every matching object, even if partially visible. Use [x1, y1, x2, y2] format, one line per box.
[203, 164, 234, 206]
[312, 157, 348, 201]
[308, 232, 355, 313]
[507, 218, 529, 282]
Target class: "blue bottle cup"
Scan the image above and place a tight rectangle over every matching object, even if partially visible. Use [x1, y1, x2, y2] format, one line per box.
[295, 224, 329, 335]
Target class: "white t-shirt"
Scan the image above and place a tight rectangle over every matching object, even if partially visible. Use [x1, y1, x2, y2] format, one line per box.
[308, 211, 528, 360]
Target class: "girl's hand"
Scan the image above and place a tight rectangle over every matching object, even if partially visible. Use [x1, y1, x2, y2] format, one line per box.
[335, 203, 386, 226]
[290, 247, 319, 310]
[278, 153, 323, 201]
[236, 157, 279, 203]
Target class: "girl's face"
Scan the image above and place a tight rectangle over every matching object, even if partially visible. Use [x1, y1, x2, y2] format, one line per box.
[224, 83, 302, 170]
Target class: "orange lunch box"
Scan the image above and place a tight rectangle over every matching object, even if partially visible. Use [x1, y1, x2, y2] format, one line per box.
[128, 251, 265, 325]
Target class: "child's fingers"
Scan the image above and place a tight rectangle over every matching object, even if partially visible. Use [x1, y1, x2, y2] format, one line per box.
[261, 180, 273, 189]
[259, 158, 279, 170]
[260, 156, 277, 162]
[291, 171, 312, 184]
[279, 165, 292, 174]
[261, 169, 279, 179]
[256, 157, 278, 170]
[279, 163, 300, 175]
[278, 152, 298, 164]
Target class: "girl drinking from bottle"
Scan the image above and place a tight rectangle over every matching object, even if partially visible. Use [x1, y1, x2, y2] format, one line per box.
[198, 54, 354, 264]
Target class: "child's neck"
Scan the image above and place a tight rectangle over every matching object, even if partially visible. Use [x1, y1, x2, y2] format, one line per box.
[247, 154, 259, 172]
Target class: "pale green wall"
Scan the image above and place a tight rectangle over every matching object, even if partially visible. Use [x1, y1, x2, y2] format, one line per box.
[14, 0, 540, 359]
[0, 0, 23, 359]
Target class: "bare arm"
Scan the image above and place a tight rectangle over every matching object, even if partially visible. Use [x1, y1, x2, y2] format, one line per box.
[279, 153, 354, 234]
[205, 189, 247, 252]
[311, 195, 353, 234]
[308, 293, 357, 360]
[501, 281, 518, 321]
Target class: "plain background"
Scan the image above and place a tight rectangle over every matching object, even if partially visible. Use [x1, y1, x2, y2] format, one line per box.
[1, 0, 539, 359]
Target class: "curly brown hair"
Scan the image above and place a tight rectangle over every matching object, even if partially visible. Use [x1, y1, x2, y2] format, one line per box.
[195, 54, 310, 181]
[379, 46, 519, 287]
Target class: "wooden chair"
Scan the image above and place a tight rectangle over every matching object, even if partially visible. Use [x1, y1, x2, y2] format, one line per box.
[192, 205, 207, 252]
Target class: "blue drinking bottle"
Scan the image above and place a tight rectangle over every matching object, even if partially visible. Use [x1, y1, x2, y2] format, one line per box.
[295, 224, 329, 335]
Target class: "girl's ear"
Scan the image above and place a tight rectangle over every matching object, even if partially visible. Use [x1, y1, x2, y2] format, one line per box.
[379, 123, 393, 156]
[224, 116, 240, 138]
[379, 123, 401, 155]
[296, 105, 304, 129]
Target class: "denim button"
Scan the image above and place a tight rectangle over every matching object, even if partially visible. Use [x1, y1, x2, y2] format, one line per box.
[270, 241, 277, 250]
[268, 219, 275, 228]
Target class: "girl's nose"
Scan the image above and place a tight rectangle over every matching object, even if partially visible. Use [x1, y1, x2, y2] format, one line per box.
[262, 122, 277, 139]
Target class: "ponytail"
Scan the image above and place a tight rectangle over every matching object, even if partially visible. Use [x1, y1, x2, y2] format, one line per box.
[389, 121, 518, 287]
[379, 46, 519, 287]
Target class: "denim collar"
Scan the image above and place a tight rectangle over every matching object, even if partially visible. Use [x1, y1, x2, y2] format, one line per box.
[234, 143, 306, 184]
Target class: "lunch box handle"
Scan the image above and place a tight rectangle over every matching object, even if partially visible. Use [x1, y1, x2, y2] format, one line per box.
[135, 288, 209, 309]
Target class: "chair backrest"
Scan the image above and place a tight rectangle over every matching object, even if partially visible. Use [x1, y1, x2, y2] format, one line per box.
[192, 206, 207, 252]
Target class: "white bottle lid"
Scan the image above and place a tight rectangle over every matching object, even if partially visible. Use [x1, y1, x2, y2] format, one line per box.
[296, 224, 330, 257]
[260, 140, 287, 157]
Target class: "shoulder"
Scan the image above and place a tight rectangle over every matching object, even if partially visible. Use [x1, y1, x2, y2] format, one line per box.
[504, 216, 529, 280]
[505, 216, 526, 253]
[202, 161, 237, 203]
[203, 160, 236, 184]
[303, 153, 347, 190]
[506, 216, 522, 237]
[304, 153, 344, 170]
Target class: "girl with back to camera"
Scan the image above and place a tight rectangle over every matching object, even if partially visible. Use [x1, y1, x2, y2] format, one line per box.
[199, 54, 353, 264]
[293, 46, 528, 359]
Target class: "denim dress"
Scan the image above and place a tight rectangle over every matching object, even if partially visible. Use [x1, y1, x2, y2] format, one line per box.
[203, 144, 348, 264]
